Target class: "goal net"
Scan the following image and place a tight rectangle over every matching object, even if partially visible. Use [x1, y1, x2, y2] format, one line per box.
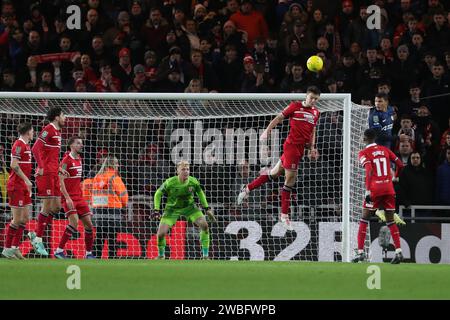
[0, 92, 370, 261]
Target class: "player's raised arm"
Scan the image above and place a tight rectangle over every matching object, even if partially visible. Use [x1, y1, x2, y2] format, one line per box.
[387, 148, 404, 178]
[260, 112, 285, 140]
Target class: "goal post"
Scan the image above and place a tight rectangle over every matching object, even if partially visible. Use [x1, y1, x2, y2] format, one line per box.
[0, 92, 369, 261]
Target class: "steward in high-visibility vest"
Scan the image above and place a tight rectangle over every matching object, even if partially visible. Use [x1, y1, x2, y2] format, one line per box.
[91, 156, 128, 258]
[91, 164, 128, 209]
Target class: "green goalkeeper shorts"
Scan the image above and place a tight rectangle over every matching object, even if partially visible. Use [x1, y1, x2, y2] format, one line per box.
[160, 206, 204, 227]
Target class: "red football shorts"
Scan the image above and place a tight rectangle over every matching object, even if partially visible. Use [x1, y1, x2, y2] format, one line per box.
[36, 173, 61, 198]
[7, 185, 32, 208]
[62, 197, 91, 218]
[363, 194, 396, 210]
[281, 141, 305, 171]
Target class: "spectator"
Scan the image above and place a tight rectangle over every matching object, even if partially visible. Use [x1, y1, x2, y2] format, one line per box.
[182, 18, 200, 50]
[222, 20, 246, 58]
[335, 52, 359, 96]
[438, 132, 450, 164]
[398, 83, 422, 117]
[215, 44, 243, 92]
[397, 140, 414, 166]
[394, 114, 424, 153]
[440, 116, 450, 147]
[141, 7, 169, 58]
[185, 48, 219, 92]
[415, 105, 440, 170]
[368, 92, 395, 149]
[112, 47, 133, 90]
[0, 68, 19, 91]
[425, 10, 449, 53]
[421, 62, 450, 129]
[91, 156, 128, 259]
[365, 8, 394, 50]
[158, 65, 185, 93]
[80, 54, 98, 87]
[398, 151, 434, 207]
[156, 45, 189, 84]
[240, 56, 268, 93]
[344, 4, 370, 51]
[230, 0, 269, 49]
[279, 62, 307, 93]
[356, 47, 388, 99]
[95, 61, 121, 92]
[409, 32, 427, 64]
[80, 9, 110, 51]
[389, 44, 417, 103]
[436, 147, 450, 205]
[89, 35, 110, 72]
[127, 64, 154, 92]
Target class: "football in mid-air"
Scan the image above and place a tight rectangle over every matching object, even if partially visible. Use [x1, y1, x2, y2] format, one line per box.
[306, 55, 324, 72]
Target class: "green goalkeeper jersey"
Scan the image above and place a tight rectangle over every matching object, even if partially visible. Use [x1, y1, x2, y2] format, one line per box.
[154, 176, 209, 211]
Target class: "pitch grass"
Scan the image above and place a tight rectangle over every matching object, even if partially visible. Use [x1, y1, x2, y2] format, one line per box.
[1, 259, 449, 300]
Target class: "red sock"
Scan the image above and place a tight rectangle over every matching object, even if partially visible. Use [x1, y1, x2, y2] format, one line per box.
[5, 223, 18, 248]
[248, 174, 272, 191]
[58, 225, 76, 250]
[85, 229, 94, 252]
[387, 222, 401, 249]
[36, 212, 49, 237]
[12, 224, 26, 248]
[357, 219, 369, 250]
[281, 185, 293, 215]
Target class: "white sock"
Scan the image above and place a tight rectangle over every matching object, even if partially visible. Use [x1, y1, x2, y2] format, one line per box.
[55, 248, 63, 253]
[358, 249, 364, 254]
[35, 236, 42, 242]
[395, 248, 402, 254]
[86, 251, 92, 255]
[11, 246, 17, 249]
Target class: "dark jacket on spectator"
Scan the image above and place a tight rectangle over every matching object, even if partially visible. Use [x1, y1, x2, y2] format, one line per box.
[398, 163, 434, 206]
[215, 58, 243, 93]
[436, 160, 450, 205]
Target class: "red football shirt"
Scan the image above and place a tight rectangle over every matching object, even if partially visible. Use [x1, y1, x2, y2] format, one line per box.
[37, 123, 62, 174]
[358, 143, 403, 196]
[281, 101, 320, 145]
[60, 152, 83, 198]
[8, 138, 32, 188]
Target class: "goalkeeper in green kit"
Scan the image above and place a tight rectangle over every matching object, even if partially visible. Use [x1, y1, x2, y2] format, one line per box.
[153, 160, 216, 259]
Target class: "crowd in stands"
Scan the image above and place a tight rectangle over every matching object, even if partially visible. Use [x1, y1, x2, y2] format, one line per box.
[0, 0, 449, 213]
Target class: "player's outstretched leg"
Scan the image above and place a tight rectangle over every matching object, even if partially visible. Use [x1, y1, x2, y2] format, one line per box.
[11, 222, 27, 260]
[386, 211, 403, 264]
[237, 162, 282, 205]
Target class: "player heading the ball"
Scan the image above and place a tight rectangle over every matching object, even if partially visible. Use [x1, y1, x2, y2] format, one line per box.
[353, 128, 404, 264]
[29, 106, 68, 256]
[237, 86, 321, 231]
[153, 160, 216, 259]
[2, 122, 34, 259]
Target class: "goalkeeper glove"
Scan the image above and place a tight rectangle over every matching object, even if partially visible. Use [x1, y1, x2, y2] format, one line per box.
[364, 190, 372, 203]
[205, 207, 216, 223]
[375, 209, 386, 222]
[394, 213, 406, 225]
[151, 209, 161, 220]
[375, 210, 406, 225]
